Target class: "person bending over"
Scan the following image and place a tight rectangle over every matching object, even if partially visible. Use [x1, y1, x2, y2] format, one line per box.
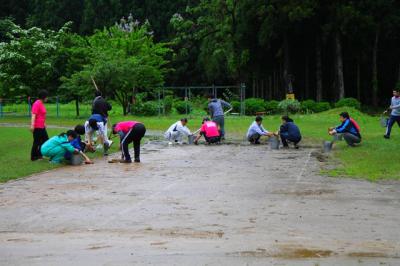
[194, 117, 221, 145]
[84, 114, 113, 155]
[112, 121, 146, 163]
[328, 112, 361, 147]
[279, 116, 302, 149]
[246, 116, 273, 144]
[165, 118, 192, 144]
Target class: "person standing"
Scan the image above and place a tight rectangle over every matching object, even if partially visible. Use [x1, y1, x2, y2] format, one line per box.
[279, 116, 302, 149]
[384, 89, 400, 139]
[112, 121, 146, 163]
[246, 116, 273, 144]
[92, 91, 112, 118]
[207, 94, 232, 139]
[30, 90, 49, 161]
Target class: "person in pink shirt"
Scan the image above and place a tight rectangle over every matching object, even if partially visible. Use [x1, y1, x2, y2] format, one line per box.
[30, 90, 49, 161]
[111, 121, 146, 163]
[194, 117, 221, 145]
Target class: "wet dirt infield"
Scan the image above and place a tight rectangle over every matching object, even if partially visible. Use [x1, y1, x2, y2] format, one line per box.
[1, 142, 400, 265]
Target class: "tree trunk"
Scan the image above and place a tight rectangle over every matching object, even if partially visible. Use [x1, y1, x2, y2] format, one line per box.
[316, 36, 323, 101]
[268, 76, 272, 100]
[252, 76, 256, 97]
[372, 28, 379, 106]
[335, 32, 345, 99]
[357, 60, 361, 101]
[283, 32, 292, 94]
[305, 53, 309, 99]
[75, 96, 80, 117]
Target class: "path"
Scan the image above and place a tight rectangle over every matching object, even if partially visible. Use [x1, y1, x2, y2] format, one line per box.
[0, 142, 399, 265]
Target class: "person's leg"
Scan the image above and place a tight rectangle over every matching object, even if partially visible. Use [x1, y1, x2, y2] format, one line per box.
[280, 132, 289, 147]
[213, 116, 225, 138]
[132, 123, 146, 162]
[248, 133, 261, 144]
[343, 133, 361, 146]
[31, 128, 47, 160]
[385, 116, 396, 138]
[121, 130, 134, 162]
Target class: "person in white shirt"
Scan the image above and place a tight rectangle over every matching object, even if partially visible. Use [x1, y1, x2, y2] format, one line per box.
[165, 118, 192, 144]
[246, 116, 273, 144]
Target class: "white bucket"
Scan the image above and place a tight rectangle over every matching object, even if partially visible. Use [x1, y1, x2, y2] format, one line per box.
[269, 136, 280, 150]
[70, 154, 83, 165]
[323, 141, 333, 153]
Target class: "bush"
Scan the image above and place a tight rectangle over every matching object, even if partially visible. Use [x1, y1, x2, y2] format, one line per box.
[314, 102, 331, 113]
[162, 95, 173, 114]
[265, 100, 279, 114]
[301, 99, 317, 113]
[244, 98, 265, 115]
[174, 100, 192, 114]
[335, 98, 361, 110]
[278, 99, 301, 114]
[231, 100, 241, 113]
[141, 101, 159, 116]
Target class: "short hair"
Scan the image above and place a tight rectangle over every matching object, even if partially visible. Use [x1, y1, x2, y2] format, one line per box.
[202, 117, 210, 124]
[38, 90, 48, 100]
[95, 90, 102, 97]
[89, 119, 98, 130]
[66, 130, 77, 139]
[281, 115, 293, 122]
[112, 123, 117, 134]
[181, 118, 188, 123]
[207, 93, 215, 99]
[255, 116, 263, 122]
[339, 112, 350, 119]
[74, 125, 85, 135]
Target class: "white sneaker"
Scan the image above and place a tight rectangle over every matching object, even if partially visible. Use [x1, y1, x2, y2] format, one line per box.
[168, 142, 173, 145]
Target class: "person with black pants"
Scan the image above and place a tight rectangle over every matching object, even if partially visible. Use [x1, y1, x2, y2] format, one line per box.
[112, 121, 146, 163]
[30, 90, 49, 160]
[279, 115, 302, 149]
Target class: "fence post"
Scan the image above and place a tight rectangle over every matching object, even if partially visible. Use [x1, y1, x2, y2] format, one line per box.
[185, 88, 188, 115]
[28, 96, 31, 117]
[56, 96, 60, 118]
[240, 83, 246, 116]
[0, 98, 2, 118]
[158, 89, 161, 116]
[162, 87, 165, 115]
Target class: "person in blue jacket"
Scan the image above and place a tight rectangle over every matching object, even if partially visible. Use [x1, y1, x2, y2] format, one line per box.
[328, 112, 361, 147]
[278, 116, 302, 149]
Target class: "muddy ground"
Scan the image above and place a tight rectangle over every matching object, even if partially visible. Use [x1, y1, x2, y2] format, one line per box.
[0, 141, 400, 265]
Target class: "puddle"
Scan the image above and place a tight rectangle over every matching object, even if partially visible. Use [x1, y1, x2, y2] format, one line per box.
[273, 189, 336, 196]
[347, 252, 393, 258]
[228, 247, 333, 259]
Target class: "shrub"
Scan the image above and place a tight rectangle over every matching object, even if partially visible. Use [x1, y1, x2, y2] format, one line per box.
[174, 100, 192, 114]
[140, 101, 159, 116]
[314, 102, 331, 113]
[265, 100, 279, 114]
[162, 95, 173, 114]
[244, 98, 265, 115]
[278, 99, 301, 114]
[335, 98, 361, 110]
[301, 99, 317, 113]
[231, 100, 241, 113]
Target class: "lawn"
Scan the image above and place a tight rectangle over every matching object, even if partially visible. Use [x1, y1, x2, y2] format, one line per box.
[0, 107, 398, 182]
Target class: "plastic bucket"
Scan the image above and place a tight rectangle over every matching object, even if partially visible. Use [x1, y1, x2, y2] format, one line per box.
[188, 135, 195, 145]
[380, 116, 389, 128]
[70, 154, 83, 165]
[323, 141, 333, 153]
[269, 136, 280, 150]
[333, 134, 343, 141]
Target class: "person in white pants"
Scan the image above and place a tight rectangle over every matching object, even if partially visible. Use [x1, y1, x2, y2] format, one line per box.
[84, 114, 113, 155]
[164, 118, 192, 144]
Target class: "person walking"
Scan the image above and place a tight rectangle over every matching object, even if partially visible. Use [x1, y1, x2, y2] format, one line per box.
[30, 90, 49, 161]
[384, 89, 400, 139]
[207, 94, 232, 140]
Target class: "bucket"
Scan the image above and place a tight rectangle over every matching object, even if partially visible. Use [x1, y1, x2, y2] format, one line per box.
[380, 116, 389, 128]
[70, 153, 83, 165]
[323, 141, 333, 153]
[188, 134, 195, 145]
[333, 134, 343, 141]
[269, 136, 280, 150]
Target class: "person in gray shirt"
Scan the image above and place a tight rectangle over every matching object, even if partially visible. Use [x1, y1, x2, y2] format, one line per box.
[384, 89, 400, 139]
[207, 94, 232, 139]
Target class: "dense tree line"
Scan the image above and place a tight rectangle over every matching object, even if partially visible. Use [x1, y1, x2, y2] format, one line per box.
[1, 0, 400, 106]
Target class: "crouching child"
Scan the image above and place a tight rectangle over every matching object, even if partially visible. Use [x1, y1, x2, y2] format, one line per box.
[112, 121, 146, 163]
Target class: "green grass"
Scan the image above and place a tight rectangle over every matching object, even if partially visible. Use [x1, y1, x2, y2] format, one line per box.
[0, 107, 399, 182]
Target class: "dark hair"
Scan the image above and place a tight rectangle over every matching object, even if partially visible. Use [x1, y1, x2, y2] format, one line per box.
[95, 90, 102, 97]
[89, 119, 98, 130]
[112, 123, 117, 134]
[339, 112, 350, 119]
[282, 115, 293, 123]
[202, 117, 210, 124]
[38, 90, 48, 100]
[207, 93, 215, 99]
[255, 116, 263, 122]
[181, 118, 188, 123]
[74, 125, 85, 135]
[66, 130, 77, 139]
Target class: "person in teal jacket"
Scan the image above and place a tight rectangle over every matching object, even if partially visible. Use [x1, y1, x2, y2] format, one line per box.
[41, 130, 80, 163]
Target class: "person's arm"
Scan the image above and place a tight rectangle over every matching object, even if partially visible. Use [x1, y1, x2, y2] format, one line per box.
[85, 123, 94, 146]
[79, 151, 93, 164]
[335, 119, 350, 133]
[220, 100, 232, 109]
[390, 100, 400, 109]
[177, 124, 191, 135]
[253, 124, 268, 136]
[61, 142, 78, 153]
[30, 114, 36, 132]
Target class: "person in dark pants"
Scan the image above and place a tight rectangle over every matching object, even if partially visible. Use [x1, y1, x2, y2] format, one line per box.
[279, 116, 302, 149]
[207, 94, 232, 139]
[30, 90, 49, 161]
[246, 116, 273, 144]
[92, 91, 112, 118]
[112, 121, 146, 163]
[328, 112, 362, 147]
[384, 89, 400, 139]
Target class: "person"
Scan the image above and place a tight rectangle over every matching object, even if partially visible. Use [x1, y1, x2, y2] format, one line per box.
[194, 117, 221, 145]
[328, 112, 361, 147]
[112, 121, 146, 163]
[246, 116, 273, 144]
[84, 114, 113, 155]
[30, 90, 49, 161]
[164, 118, 192, 144]
[92, 91, 112, 118]
[207, 94, 232, 139]
[41, 130, 92, 164]
[384, 89, 400, 139]
[279, 116, 302, 149]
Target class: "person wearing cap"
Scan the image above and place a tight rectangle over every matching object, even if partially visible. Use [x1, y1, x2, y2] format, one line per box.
[112, 121, 146, 163]
[164, 118, 192, 144]
[84, 114, 113, 155]
[246, 116, 273, 144]
[328, 112, 361, 147]
[194, 117, 221, 145]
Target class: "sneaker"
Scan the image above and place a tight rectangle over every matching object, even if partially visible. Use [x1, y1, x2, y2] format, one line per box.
[294, 144, 300, 149]
[119, 159, 132, 163]
[134, 158, 140, 163]
[384, 135, 390, 139]
[254, 140, 261, 145]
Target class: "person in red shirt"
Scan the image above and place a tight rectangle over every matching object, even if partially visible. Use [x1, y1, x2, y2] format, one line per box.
[30, 90, 49, 161]
[111, 121, 146, 163]
[194, 117, 221, 145]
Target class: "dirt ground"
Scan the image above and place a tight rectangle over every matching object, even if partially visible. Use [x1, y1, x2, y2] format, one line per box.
[1, 141, 400, 265]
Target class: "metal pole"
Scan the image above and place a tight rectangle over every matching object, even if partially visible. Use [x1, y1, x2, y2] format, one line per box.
[158, 89, 161, 116]
[0, 99, 3, 118]
[162, 87, 165, 115]
[56, 96, 60, 118]
[28, 96, 31, 117]
[185, 88, 188, 115]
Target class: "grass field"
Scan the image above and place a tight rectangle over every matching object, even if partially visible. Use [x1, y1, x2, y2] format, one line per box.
[0, 107, 398, 182]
